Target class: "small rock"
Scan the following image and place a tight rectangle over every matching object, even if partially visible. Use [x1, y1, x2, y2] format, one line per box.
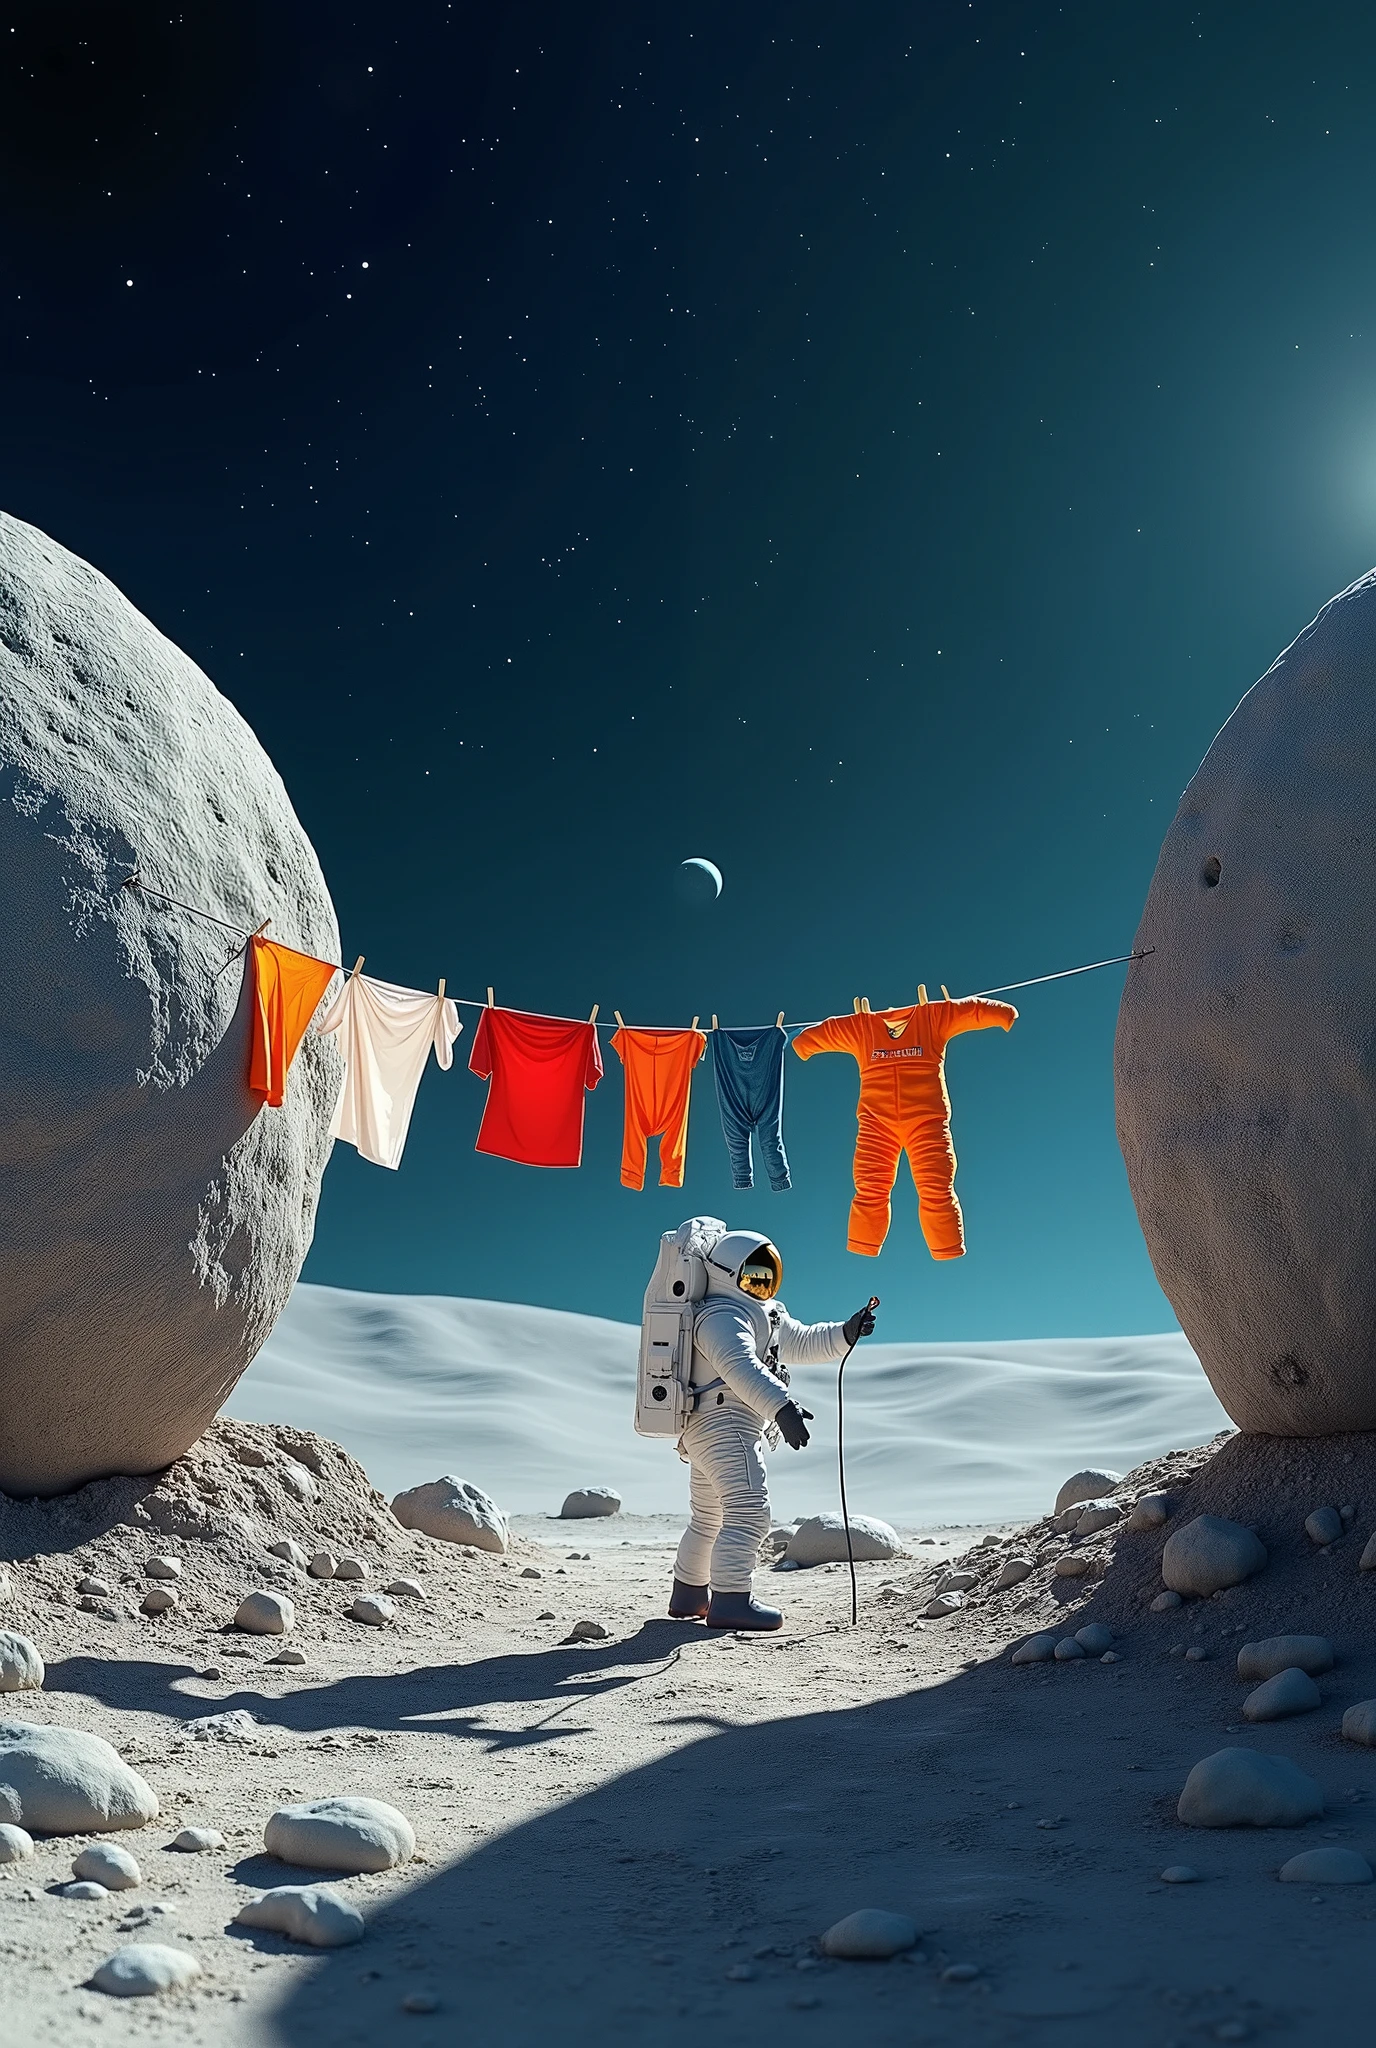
[1101, 1651, 1120, 1663]
[941, 1963, 979, 1982]
[1160, 1865, 1201, 1883]
[1054, 1469, 1123, 1516]
[1304, 1508, 1344, 1546]
[924, 1592, 965, 1618]
[1053, 1638, 1085, 1661]
[235, 1591, 295, 1636]
[76, 1577, 111, 1597]
[391, 1475, 509, 1554]
[199, 1667, 223, 1682]
[1151, 1590, 1183, 1611]
[63, 1880, 110, 1899]
[520, 1567, 542, 1580]
[140, 1589, 178, 1616]
[1341, 1699, 1376, 1747]
[402, 1991, 440, 2013]
[268, 1540, 311, 1569]
[0, 1722, 158, 1832]
[187, 1709, 259, 1743]
[1177, 1748, 1323, 1827]
[1278, 1846, 1372, 1884]
[786, 1513, 900, 1566]
[265, 1795, 416, 1873]
[1128, 1492, 1174, 1532]
[819, 1908, 918, 1959]
[0, 1631, 44, 1692]
[1237, 1636, 1334, 1682]
[1185, 1646, 1207, 1661]
[308, 1552, 339, 1579]
[77, 1597, 124, 1620]
[384, 1579, 425, 1600]
[936, 1570, 978, 1594]
[1075, 1501, 1124, 1537]
[236, 1882, 365, 1947]
[1243, 1668, 1322, 1722]
[1011, 1633, 1058, 1664]
[537, 1609, 556, 1620]
[73, 1843, 141, 1890]
[169, 1827, 224, 1853]
[995, 1556, 1034, 1590]
[558, 1487, 622, 1519]
[565, 1619, 609, 1642]
[91, 1943, 201, 1996]
[144, 1558, 181, 1582]
[0, 1821, 35, 1862]
[122, 1901, 177, 1923]
[347, 1595, 396, 1628]
[1161, 1516, 1267, 1598]
[1360, 1532, 1376, 1572]
[1054, 1553, 1092, 1579]
[1075, 1623, 1114, 1655]
[270, 1648, 308, 1666]
[334, 1557, 370, 1582]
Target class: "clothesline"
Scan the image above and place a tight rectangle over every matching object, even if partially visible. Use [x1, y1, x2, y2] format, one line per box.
[121, 872, 1152, 1035]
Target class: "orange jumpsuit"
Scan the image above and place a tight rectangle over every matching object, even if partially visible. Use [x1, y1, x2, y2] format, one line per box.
[610, 1026, 707, 1190]
[791, 997, 1016, 1258]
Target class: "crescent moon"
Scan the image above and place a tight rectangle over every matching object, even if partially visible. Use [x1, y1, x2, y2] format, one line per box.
[681, 856, 723, 897]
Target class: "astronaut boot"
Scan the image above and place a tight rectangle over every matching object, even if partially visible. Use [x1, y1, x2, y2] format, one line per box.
[667, 1579, 710, 1620]
[706, 1588, 783, 1632]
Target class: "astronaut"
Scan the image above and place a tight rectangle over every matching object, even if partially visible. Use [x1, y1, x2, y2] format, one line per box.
[669, 1229, 876, 1630]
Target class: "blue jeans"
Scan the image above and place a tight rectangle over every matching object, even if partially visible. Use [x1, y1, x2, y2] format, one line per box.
[711, 1025, 790, 1192]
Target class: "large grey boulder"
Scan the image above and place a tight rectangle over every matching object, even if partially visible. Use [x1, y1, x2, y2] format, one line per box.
[1178, 1748, 1323, 1828]
[1161, 1514, 1267, 1597]
[264, 1795, 414, 1873]
[1116, 569, 1376, 1432]
[391, 1475, 509, 1553]
[0, 512, 339, 1495]
[0, 1719, 159, 1832]
[785, 1512, 900, 1566]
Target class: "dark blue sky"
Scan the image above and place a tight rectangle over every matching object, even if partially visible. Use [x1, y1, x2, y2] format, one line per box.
[4, 2, 1373, 1335]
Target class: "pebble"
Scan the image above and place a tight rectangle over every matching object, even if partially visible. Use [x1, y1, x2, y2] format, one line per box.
[73, 1843, 142, 1890]
[140, 1589, 178, 1616]
[76, 1577, 111, 1597]
[537, 1609, 556, 1620]
[924, 1592, 965, 1618]
[819, 1908, 918, 1959]
[1054, 1469, 1122, 1515]
[936, 1570, 979, 1594]
[942, 1963, 979, 1982]
[121, 1901, 177, 1924]
[1237, 1635, 1334, 1682]
[1053, 1638, 1085, 1661]
[1076, 1501, 1124, 1537]
[265, 1795, 416, 1873]
[1278, 1846, 1373, 1885]
[63, 1879, 109, 1899]
[1185, 1646, 1207, 1661]
[1011, 1633, 1058, 1664]
[1341, 1699, 1376, 1747]
[1053, 1553, 1092, 1579]
[1128, 1492, 1173, 1532]
[385, 1579, 425, 1600]
[1151, 1590, 1183, 1611]
[91, 1942, 201, 1996]
[187, 1710, 260, 1743]
[347, 1595, 396, 1628]
[236, 1883, 366, 1947]
[0, 1630, 45, 1692]
[271, 1648, 309, 1666]
[1177, 1748, 1323, 1827]
[1242, 1668, 1322, 1722]
[144, 1557, 181, 1581]
[559, 1487, 622, 1518]
[199, 1666, 223, 1681]
[995, 1556, 1034, 1590]
[309, 1552, 339, 1580]
[169, 1827, 225, 1853]
[1304, 1507, 1344, 1546]
[235, 1590, 295, 1635]
[0, 1722, 158, 1832]
[0, 1822, 35, 1862]
[521, 1567, 543, 1579]
[334, 1557, 370, 1582]
[1160, 1865, 1201, 1883]
[268, 1540, 311, 1569]
[402, 1991, 440, 2013]
[1075, 1623, 1114, 1655]
[1162, 1516, 1267, 1598]
[566, 1619, 609, 1641]
[1101, 1651, 1120, 1663]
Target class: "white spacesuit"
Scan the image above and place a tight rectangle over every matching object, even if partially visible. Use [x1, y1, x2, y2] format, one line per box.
[670, 1230, 872, 1630]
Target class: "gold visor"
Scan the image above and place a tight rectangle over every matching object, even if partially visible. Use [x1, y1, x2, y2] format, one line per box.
[737, 1241, 783, 1300]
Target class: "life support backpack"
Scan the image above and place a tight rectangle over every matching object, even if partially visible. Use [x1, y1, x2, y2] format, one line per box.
[634, 1216, 727, 1438]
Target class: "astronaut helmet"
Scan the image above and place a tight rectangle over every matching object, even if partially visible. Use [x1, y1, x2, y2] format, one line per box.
[708, 1230, 783, 1301]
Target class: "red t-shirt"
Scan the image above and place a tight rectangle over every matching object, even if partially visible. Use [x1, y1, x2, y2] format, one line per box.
[468, 1007, 604, 1167]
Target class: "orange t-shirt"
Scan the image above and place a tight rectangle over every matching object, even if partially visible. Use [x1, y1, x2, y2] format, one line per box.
[248, 936, 336, 1108]
[791, 997, 1016, 1116]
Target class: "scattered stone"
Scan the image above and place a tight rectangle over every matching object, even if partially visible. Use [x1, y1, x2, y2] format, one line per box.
[786, 1513, 900, 1566]
[199, 1667, 223, 1682]
[0, 1721, 158, 1832]
[942, 1963, 979, 1982]
[1177, 1748, 1323, 1828]
[74, 1843, 142, 1890]
[0, 1822, 34, 1862]
[520, 1567, 542, 1579]
[1341, 1700, 1376, 1747]
[235, 1591, 295, 1636]
[347, 1595, 396, 1628]
[924, 1592, 965, 1619]
[169, 1827, 224, 1853]
[187, 1710, 259, 1743]
[144, 1558, 181, 1582]
[140, 1589, 178, 1616]
[1278, 1847, 1372, 1884]
[1152, 1590, 1183, 1612]
[384, 1579, 425, 1600]
[1129, 1493, 1174, 1532]
[1237, 1636, 1335, 1682]
[1304, 1508, 1344, 1546]
[76, 1577, 111, 1598]
[1101, 1651, 1120, 1663]
[1160, 1865, 1201, 1883]
[309, 1552, 339, 1580]
[565, 1619, 610, 1642]
[936, 1570, 979, 1594]
[0, 1632, 44, 1692]
[78, 1597, 124, 1620]
[819, 1908, 918, 1959]
[1075, 1624, 1114, 1655]
[270, 1648, 308, 1666]
[995, 1556, 1034, 1590]
[537, 1610, 556, 1621]
[333, 1557, 370, 1582]
[1185, 1646, 1207, 1661]
[1011, 1633, 1058, 1664]
[558, 1487, 622, 1519]
[268, 1540, 311, 1569]
[1243, 1668, 1322, 1722]
[1054, 1637, 1085, 1661]
[264, 1795, 416, 1874]
[391, 1475, 509, 1554]
[1161, 1516, 1267, 1598]
[1076, 1501, 1124, 1537]
[236, 1883, 365, 1947]
[64, 1879, 110, 1898]
[1054, 1469, 1123, 1516]
[1054, 1553, 1092, 1579]
[91, 1942, 202, 1996]
[1359, 1533, 1376, 1571]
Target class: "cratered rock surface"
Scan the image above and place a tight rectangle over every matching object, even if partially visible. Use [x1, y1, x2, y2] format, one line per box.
[0, 511, 339, 1494]
[1116, 569, 1376, 1433]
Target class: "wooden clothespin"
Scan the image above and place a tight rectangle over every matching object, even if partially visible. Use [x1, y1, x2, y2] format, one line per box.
[940, 984, 950, 1000]
[691, 1015, 699, 1031]
[437, 978, 446, 1000]
[614, 1009, 625, 1028]
[588, 1003, 599, 1023]
[251, 919, 272, 940]
[350, 955, 365, 978]
[711, 1014, 719, 1030]
[486, 987, 495, 1008]
[860, 997, 872, 1013]
[776, 1011, 785, 1029]
[917, 983, 928, 1005]
[852, 997, 861, 1013]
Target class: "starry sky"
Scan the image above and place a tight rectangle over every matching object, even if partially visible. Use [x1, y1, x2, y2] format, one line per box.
[5, 1, 1375, 1338]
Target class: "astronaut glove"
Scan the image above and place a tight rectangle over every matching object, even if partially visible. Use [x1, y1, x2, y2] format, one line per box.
[775, 1399, 813, 1450]
[842, 1304, 877, 1346]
